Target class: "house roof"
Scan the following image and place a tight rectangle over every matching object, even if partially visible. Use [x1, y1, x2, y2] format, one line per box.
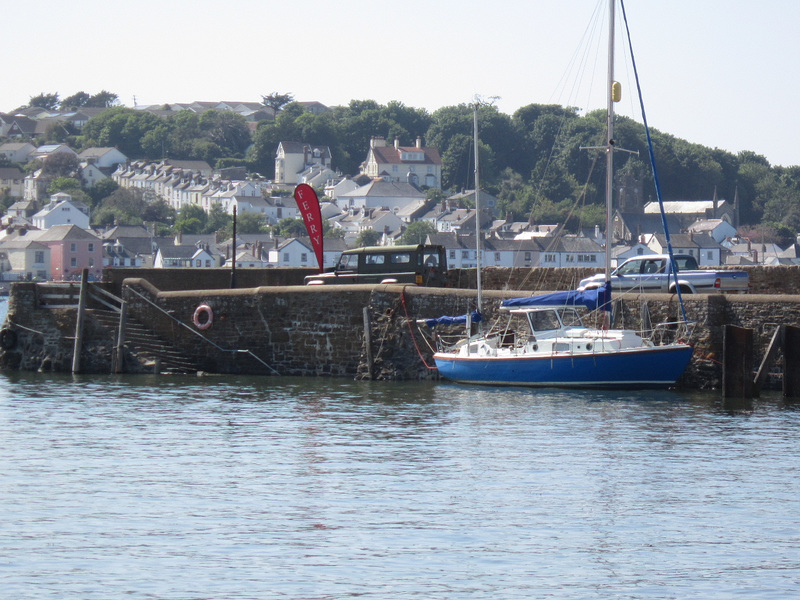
[368, 143, 441, 166]
[0, 239, 49, 250]
[31, 224, 100, 242]
[643, 200, 730, 214]
[338, 179, 426, 199]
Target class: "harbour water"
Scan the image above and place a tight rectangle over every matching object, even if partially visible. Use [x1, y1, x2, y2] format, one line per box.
[1, 366, 799, 599]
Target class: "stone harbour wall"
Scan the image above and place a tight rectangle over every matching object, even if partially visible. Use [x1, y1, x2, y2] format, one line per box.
[2, 278, 800, 390]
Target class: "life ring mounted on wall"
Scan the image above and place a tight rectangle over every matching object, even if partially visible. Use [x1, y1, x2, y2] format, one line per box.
[192, 304, 214, 330]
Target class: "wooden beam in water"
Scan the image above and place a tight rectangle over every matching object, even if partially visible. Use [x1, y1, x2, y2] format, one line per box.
[723, 325, 753, 399]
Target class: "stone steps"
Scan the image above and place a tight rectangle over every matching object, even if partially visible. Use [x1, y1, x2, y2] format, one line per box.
[87, 308, 201, 374]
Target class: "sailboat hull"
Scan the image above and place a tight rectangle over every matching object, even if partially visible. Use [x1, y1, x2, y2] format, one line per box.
[434, 344, 693, 389]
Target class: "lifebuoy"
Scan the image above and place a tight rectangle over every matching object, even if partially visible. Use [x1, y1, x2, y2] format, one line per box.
[0, 328, 17, 350]
[192, 304, 213, 330]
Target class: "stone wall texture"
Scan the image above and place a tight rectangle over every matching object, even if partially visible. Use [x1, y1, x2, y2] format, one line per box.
[3, 273, 800, 390]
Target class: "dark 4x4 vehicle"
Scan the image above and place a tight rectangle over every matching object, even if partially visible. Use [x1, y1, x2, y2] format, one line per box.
[304, 244, 448, 286]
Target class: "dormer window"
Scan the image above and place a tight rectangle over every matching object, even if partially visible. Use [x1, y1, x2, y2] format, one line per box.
[401, 151, 424, 161]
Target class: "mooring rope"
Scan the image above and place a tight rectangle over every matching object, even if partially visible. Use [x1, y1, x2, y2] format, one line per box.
[399, 288, 438, 370]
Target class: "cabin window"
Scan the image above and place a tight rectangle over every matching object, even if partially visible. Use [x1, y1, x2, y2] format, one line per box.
[529, 310, 560, 332]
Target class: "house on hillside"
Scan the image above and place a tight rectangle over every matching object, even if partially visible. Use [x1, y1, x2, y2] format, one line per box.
[644, 233, 723, 266]
[612, 210, 681, 244]
[337, 178, 426, 212]
[274, 142, 332, 185]
[0, 166, 25, 199]
[78, 147, 128, 169]
[686, 218, 737, 244]
[268, 238, 314, 268]
[154, 244, 219, 269]
[32, 193, 91, 230]
[643, 199, 735, 228]
[0, 142, 36, 163]
[0, 239, 50, 281]
[31, 224, 103, 280]
[361, 136, 442, 189]
[538, 237, 604, 268]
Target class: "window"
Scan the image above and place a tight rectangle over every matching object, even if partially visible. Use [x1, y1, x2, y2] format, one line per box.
[390, 253, 411, 264]
[205, 260, 211, 267]
[449, 250, 456, 260]
[283, 252, 289, 263]
[70, 257, 77, 267]
[70, 243, 77, 252]
[88, 243, 94, 252]
[525, 252, 532, 261]
[88, 258, 94, 267]
[301, 253, 308, 262]
[494, 252, 501, 262]
[566, 254, 575, 262]
[707, 251, 713, 260]
[34, 251, 44, 264]
[544, 254, 556, 262]
[462, 250, 469, 259]
[195, 259, 201, 267]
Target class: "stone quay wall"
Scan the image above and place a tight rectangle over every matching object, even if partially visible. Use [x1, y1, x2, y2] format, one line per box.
[2, 277, 800, 390]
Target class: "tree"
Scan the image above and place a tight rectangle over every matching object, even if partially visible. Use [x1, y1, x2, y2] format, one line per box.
[262, 92, 294, 112]
[275, 217, 309, 238]
[29, 92, 59, 110]
[87, 178, 119, 208]
[80, 107, 162, 157]
[61, 91, 91, 109]
[174, 204, 208, 234]
[356, 229, 381, 247]
[236, 212, 268, 234]
[400, 221, 437, 245]
[42, 153, 80, 178]
[86, 90, 119, 108]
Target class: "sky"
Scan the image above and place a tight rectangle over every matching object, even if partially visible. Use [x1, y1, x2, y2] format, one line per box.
[5, 0, 800, 167]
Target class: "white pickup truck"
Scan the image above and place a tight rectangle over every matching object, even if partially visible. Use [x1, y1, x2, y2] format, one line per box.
[578, 254, 749, 294]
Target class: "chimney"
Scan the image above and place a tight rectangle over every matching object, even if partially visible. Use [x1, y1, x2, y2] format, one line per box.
[394, 138, 400, 150]
[416, 136, 422, 148]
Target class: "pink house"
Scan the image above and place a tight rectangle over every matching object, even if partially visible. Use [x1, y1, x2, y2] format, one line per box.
[32, 224, 103, 281]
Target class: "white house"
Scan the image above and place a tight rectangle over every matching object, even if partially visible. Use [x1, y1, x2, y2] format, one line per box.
[77, 147, 128, 169]
[0, 239, 50, 281]
[337, 178, 426, 212]
[0, 166, 25, 199]
[154, 245, 219, 268]
[0, 142, 36, 163]
[646, 233, 723, 266]
[32, 193, 91, 230]
[361, 136, 442, 189]
[686, 219, 738, 244]
[324, 176, 360, 200]
[274, 142, 332, 185]
[267, 238, 314, 268]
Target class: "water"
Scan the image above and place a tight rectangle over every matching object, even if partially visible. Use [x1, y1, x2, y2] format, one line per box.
[1, 372, 799, 600]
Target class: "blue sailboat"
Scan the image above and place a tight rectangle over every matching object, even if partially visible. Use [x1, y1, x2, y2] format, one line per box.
[431, 0, 693, 388]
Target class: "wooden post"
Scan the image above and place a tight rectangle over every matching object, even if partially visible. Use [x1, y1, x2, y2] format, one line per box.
[723, 324, 753, 399]
[363, 306, 373, 380]
[71, 268, 89, 374]
[784, 325, 800, 397]
[113, 300, 128, 374]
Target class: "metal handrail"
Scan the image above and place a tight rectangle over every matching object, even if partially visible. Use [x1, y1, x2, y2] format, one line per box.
[124, 285, 279, 375]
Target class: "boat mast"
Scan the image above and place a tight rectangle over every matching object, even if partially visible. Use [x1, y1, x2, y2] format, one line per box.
[605, 0, 616, 285]
[473, 103, 483, 314]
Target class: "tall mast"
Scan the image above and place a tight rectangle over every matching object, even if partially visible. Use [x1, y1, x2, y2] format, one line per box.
[473, 103, 483, 313]
[605, 0, 616, 284]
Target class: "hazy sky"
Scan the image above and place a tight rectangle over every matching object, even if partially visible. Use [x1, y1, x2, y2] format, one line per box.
[6, 0, 799, 167]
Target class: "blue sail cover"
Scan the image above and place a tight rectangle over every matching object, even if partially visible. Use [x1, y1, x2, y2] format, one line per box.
[501, 281, 612, 312]
[425, 311, 483, 329]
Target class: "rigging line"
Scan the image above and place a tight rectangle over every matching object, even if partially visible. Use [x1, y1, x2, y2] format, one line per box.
[619, 0, 688, 324]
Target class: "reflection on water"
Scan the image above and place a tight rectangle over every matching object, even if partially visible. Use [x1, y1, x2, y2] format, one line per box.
[1, 372, 799, 599]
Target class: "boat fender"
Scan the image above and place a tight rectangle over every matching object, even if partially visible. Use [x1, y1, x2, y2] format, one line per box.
[0, 328, 17, 350]
[192, 304, 213, 330]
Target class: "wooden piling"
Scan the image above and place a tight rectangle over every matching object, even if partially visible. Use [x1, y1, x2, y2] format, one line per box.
[723, 324, 753, 399]
[71, 269, 89, 375]
[784, 325, 800, 397]
[363, 306, 373, 380]
[113, 300, 128, 374]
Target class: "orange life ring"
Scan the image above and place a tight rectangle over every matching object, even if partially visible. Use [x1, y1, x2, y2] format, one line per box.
[192, 304, 213, 330]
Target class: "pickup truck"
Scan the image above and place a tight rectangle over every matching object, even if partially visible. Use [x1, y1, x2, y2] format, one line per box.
[577, 254, 749, 294]
[304, 244, 448, 287]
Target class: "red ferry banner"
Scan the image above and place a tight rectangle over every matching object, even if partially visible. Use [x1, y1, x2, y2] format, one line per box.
[294, 183, 324, 271]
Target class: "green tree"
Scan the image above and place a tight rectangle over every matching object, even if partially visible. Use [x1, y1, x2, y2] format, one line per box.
[356, 229, 381, 246]
[86, 90, 119, 108]
[80, 107, 162, 157]
[61, 91, 91, 109]
[87, 178, 119, 208]
[275, 217, 309, 237]
[174, 204, 208, 234]
[400, 221, 437, 245]
[236, 212, 268, 234]
[29, 92, 59, 110]
[262, 92, 294, 112]
[42, 153, 80, 178]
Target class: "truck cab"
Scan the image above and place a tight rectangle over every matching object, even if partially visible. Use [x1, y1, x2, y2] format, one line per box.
[304, 244, 448, 286]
